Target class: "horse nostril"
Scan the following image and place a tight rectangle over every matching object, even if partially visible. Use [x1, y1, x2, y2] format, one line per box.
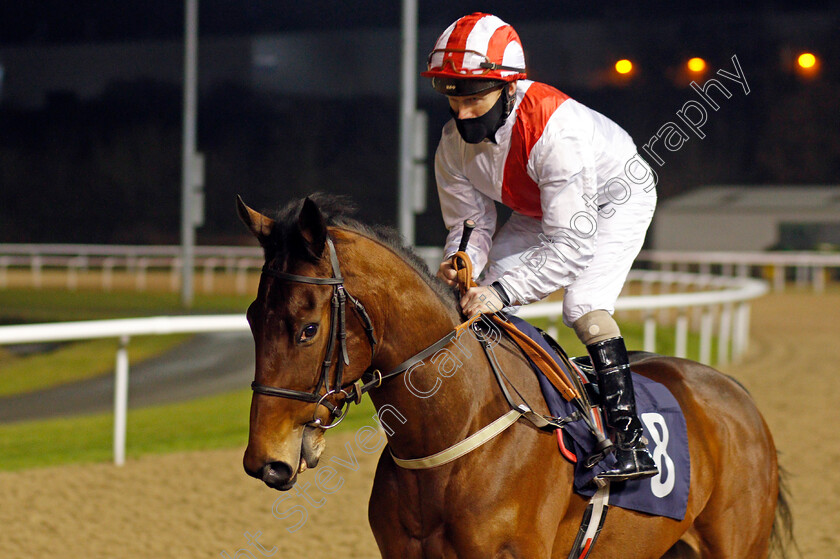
[261, 461, 296, 490]
[243, 454, 265, 480]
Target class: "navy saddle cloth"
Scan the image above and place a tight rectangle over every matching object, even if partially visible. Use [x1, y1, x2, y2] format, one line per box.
[508, 316, 690, 521]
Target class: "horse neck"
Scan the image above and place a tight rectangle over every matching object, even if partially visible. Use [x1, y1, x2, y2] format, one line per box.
[334, 230, 512, 458]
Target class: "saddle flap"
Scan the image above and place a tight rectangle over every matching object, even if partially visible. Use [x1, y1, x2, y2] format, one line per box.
[489, 314, 580, 402]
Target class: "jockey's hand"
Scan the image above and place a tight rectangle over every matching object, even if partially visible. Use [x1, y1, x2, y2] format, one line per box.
[461, 285, 505, 317]
[437, 259, 458, 287]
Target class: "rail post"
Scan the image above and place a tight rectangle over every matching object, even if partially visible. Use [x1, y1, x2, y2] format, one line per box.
[113, 335, 130, 466]
[717, 303, 732, 365]
[674, 312, 689, 359]
[0, 255, 8, 288]
[699, 307, 714, 365]
[643, 313, 657, 353]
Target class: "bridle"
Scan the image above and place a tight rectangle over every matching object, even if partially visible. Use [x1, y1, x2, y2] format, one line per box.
[249, 231, 483, 432]
[248, 224, 614, 556]
[249, 228, 589, 447]
[250, 235, 378, 429]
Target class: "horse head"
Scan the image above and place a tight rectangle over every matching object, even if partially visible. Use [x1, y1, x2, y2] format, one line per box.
[237, 195, 379, 490]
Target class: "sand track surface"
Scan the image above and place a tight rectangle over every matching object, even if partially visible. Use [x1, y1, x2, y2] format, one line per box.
[1, 292, 837, 558]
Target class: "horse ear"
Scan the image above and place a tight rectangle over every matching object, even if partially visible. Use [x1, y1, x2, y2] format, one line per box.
[236, 195, 275, 245]
[297, 196, 327, 259]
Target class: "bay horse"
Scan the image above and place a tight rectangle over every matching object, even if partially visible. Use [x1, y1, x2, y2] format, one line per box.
[238, 194, 790, 558]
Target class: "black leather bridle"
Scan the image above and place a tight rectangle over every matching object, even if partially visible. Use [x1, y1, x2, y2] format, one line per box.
[250, 235, 378, 429]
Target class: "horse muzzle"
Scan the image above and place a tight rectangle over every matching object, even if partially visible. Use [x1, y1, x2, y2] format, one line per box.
[257, 460, 297, 491]
[244, 426, 325, 491]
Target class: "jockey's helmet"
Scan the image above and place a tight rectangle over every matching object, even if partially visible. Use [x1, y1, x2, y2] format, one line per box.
[421, 13, 527, 96]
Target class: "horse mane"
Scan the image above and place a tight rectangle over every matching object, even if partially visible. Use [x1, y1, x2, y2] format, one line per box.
[266, 193, 459, 312]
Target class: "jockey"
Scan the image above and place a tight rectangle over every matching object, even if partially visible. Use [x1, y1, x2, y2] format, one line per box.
[423, 13, 658, 482]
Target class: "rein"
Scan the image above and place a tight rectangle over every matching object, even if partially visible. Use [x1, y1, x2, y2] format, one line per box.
[250, 225, 612, 558]
[249, 228, 587, 439]
[250, 230, 587, 436]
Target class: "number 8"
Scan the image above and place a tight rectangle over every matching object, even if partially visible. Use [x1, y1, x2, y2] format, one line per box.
[641, 412, 676, 498]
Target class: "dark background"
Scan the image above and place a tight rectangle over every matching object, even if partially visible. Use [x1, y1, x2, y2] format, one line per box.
[0, 1, 838, 246]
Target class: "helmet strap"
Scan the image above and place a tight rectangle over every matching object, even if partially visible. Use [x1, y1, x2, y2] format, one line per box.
[500, 83, 516, 123]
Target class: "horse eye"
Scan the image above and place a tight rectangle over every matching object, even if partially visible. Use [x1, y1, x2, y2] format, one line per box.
[298, 323, 319, 343]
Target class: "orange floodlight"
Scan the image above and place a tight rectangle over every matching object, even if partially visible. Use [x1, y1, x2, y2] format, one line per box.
[614, 59, 633, 75]
[797, 52, 817, 69]
[687, 57, 706, 73]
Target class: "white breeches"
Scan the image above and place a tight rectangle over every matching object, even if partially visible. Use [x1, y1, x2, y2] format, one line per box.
[482, 187, 656, 326]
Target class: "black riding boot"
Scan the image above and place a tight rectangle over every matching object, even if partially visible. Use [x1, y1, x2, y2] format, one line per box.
[588, 336, 658, 482]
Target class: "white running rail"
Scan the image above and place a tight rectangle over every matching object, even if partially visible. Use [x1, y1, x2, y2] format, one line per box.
[0, 315, 248, 466]
[519, 271, 768, 365]
[636, 249, 840, 293]
[0, 244, 262, 293]
[1, 244, 837, 293]
[0, 270, 767, 466]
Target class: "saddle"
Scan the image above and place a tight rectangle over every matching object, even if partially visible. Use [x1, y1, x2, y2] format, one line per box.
[453, 248, 688, 522]
[506, 314, 691, 522]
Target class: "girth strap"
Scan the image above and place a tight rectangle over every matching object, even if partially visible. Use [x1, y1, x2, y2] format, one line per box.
[567, 482, 611, 559]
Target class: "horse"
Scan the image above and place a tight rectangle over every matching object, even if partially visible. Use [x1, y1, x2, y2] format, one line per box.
[238, 194, 791, 558]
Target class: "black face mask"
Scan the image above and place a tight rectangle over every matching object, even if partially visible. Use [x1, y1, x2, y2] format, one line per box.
[450, 88, 507, 144]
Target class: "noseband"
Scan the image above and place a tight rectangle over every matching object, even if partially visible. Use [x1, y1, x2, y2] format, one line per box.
[251, 235, 377, 429]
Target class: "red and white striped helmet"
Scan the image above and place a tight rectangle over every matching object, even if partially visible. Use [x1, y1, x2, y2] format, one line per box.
[421, 13, 527, 96]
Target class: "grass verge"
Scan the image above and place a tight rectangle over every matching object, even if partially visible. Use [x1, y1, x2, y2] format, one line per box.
[0, 288, 251, 323]
[0, 389, 377, 471]
[0, 334, 190, 397]
[0, 287, 252, 396]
